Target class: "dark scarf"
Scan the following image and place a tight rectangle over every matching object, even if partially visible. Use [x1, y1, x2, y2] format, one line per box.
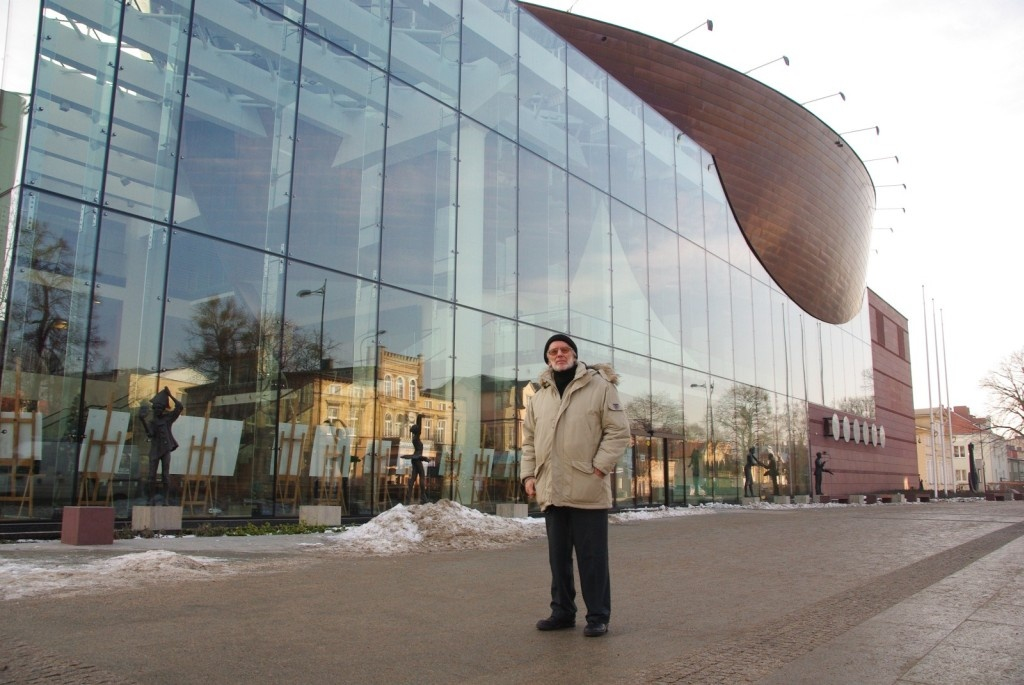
[552, 364, 578, 397]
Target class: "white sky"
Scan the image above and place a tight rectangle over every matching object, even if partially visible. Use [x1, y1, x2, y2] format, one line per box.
[530, 0, 1024, 417]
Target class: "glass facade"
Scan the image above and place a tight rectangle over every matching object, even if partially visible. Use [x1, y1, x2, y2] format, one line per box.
[0, 0, 875, 523]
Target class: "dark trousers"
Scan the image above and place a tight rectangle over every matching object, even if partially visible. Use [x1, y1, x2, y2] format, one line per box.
[544, 506, 610, 625]
[148, 452, 170, 500]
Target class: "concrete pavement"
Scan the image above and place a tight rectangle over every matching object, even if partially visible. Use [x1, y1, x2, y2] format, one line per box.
[1, 500, 1022, 684]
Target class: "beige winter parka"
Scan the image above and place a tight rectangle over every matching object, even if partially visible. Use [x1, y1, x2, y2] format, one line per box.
[521, 362, 631, 511]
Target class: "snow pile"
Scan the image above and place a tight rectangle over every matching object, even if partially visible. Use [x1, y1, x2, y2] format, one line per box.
[0, 550, 233, 601]
[322, 500, 546, 556]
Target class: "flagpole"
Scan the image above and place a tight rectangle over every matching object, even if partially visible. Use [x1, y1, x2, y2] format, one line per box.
[940, 308, 956, 493]
[922, 286, 938, 498]
[932, 298, 948, 495]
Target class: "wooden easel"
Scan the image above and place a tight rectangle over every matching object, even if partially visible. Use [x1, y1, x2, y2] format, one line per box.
[0, 394, 39, 518]
[444, 451, 463, 504]
[181, 402, 217, 515]
[276, 420, 306, 511]
[315, 432, 348, 513]
[77, 399, 122, 507]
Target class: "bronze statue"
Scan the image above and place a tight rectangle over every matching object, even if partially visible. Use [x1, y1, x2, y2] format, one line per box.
[139, 386, 183, 504]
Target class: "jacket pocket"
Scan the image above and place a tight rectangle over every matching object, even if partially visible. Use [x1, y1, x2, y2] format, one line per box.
[569, 460, 606, 503]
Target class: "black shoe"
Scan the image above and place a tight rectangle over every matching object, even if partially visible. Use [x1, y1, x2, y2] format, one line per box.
[583, 622, 608, 637]
[536, 616, 576, 631]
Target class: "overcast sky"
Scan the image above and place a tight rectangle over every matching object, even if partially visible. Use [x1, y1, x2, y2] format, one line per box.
[530, 0, 1024, 417]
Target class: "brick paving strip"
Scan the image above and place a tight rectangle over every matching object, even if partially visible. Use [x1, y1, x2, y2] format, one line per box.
[634, 520, 1024, 684]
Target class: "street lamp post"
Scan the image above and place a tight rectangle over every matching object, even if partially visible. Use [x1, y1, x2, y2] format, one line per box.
[691, 381, 715, 500]
[296, 279, 327, 370]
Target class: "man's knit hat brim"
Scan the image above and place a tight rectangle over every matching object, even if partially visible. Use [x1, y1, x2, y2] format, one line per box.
[543, 333, 578, 363]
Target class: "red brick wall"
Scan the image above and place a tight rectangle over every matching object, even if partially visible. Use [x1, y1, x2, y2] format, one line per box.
[804, 290, 920, 495]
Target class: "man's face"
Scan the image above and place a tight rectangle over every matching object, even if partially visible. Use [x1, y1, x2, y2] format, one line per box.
[546, 343, 576, 371]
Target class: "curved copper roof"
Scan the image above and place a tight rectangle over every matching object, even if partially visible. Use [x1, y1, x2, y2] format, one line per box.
[522, 3, 875, 324]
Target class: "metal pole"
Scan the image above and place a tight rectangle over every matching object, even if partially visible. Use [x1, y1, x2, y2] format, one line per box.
[922, 286, 938, 498]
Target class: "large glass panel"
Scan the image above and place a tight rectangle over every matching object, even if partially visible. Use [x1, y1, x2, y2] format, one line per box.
[706, 255, 733, 380]
[752, 278, 774, 393]
[372, 287, 454, 512]
[784, 300, 806, 403]
[174, 0, 300, 252]
[453, 308, 518, 509]
[650, 359, 684, 505]
[727, 213, 750, 273]
[304, 0, 391, 71]
[289, 33, 386, 280]
[160, 231, 284, 517]
[282, 263, 377, 517]
[79, 211, 169, 508]
[644, 105, 676, 230]
[612, 347, 649, 506]
[103, 0, 190, 221]
[610, 200, 648, 354]
[517, 150, 567, 332]
[803, 315, 823, 406]
[703, 150, 728, 260]
[566, 47, 608, 192]
[1, 192, 99, 519]
[730, 267, 755, 386]
[608, 80, 644, 213]
[381, 83, 458, 300]
[676, 133, 703, 245]
[518, 11, 566, 169]
[683, 373, 712, 503]
[567, 177, 611, 345]
[26, 1, 121, 203]
[818, 321, 834, 407]
[390, 0, 461, 108]
[460, 0, 518, 140]
[648, 221, 681, 364]
[456, 118, 517, 318]
[770, 289, 791, 397]
[679, 237, 709, 373]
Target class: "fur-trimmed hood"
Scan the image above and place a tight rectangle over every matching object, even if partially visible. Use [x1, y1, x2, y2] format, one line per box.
[539, 362, 619, 388]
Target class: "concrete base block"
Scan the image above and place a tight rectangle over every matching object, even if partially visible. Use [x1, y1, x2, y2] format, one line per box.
[299, 505, 343, 527]
[132, 506, 183, 532]
[61, 506, 115, 545]
[813, 495, 830, 504]
[849, 495, 866, 505]
[496, 503, 529, 518]
[773, 496, 791, 505]
[740, 497, 758, 506]
[793, 495, 811, 504]
[893, 493, 907, 503]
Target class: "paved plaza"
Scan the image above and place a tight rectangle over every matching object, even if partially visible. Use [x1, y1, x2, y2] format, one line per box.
[1, 500, 1022, 684]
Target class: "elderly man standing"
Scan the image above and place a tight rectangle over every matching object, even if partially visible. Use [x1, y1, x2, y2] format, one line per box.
[521, 333, 631, 638]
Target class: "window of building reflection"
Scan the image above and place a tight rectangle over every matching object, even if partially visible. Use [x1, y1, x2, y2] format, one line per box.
[608, 80, 645, 214]
[27, 1, 121, 203]
[610, 200, 649, 354]
[389, 0, 461, 108]
[289, 32, 386, 280]
[453, 309, 518, 508]
[518, 150, 568, 331]
[3, 193, 99, 518]
[174, 0, 300, 252]
[460, 0, 518, 140]
[568, 178, 612, 345]
[518, 10, 567, 169]
[103, 0, 190, 222]
[456, 119, 518, 318]
[380, 81, 458, 301]
[567, 47, 609, 193]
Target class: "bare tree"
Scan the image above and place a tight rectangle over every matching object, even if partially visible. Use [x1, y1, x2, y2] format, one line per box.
[981, 348, 1024, 439]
